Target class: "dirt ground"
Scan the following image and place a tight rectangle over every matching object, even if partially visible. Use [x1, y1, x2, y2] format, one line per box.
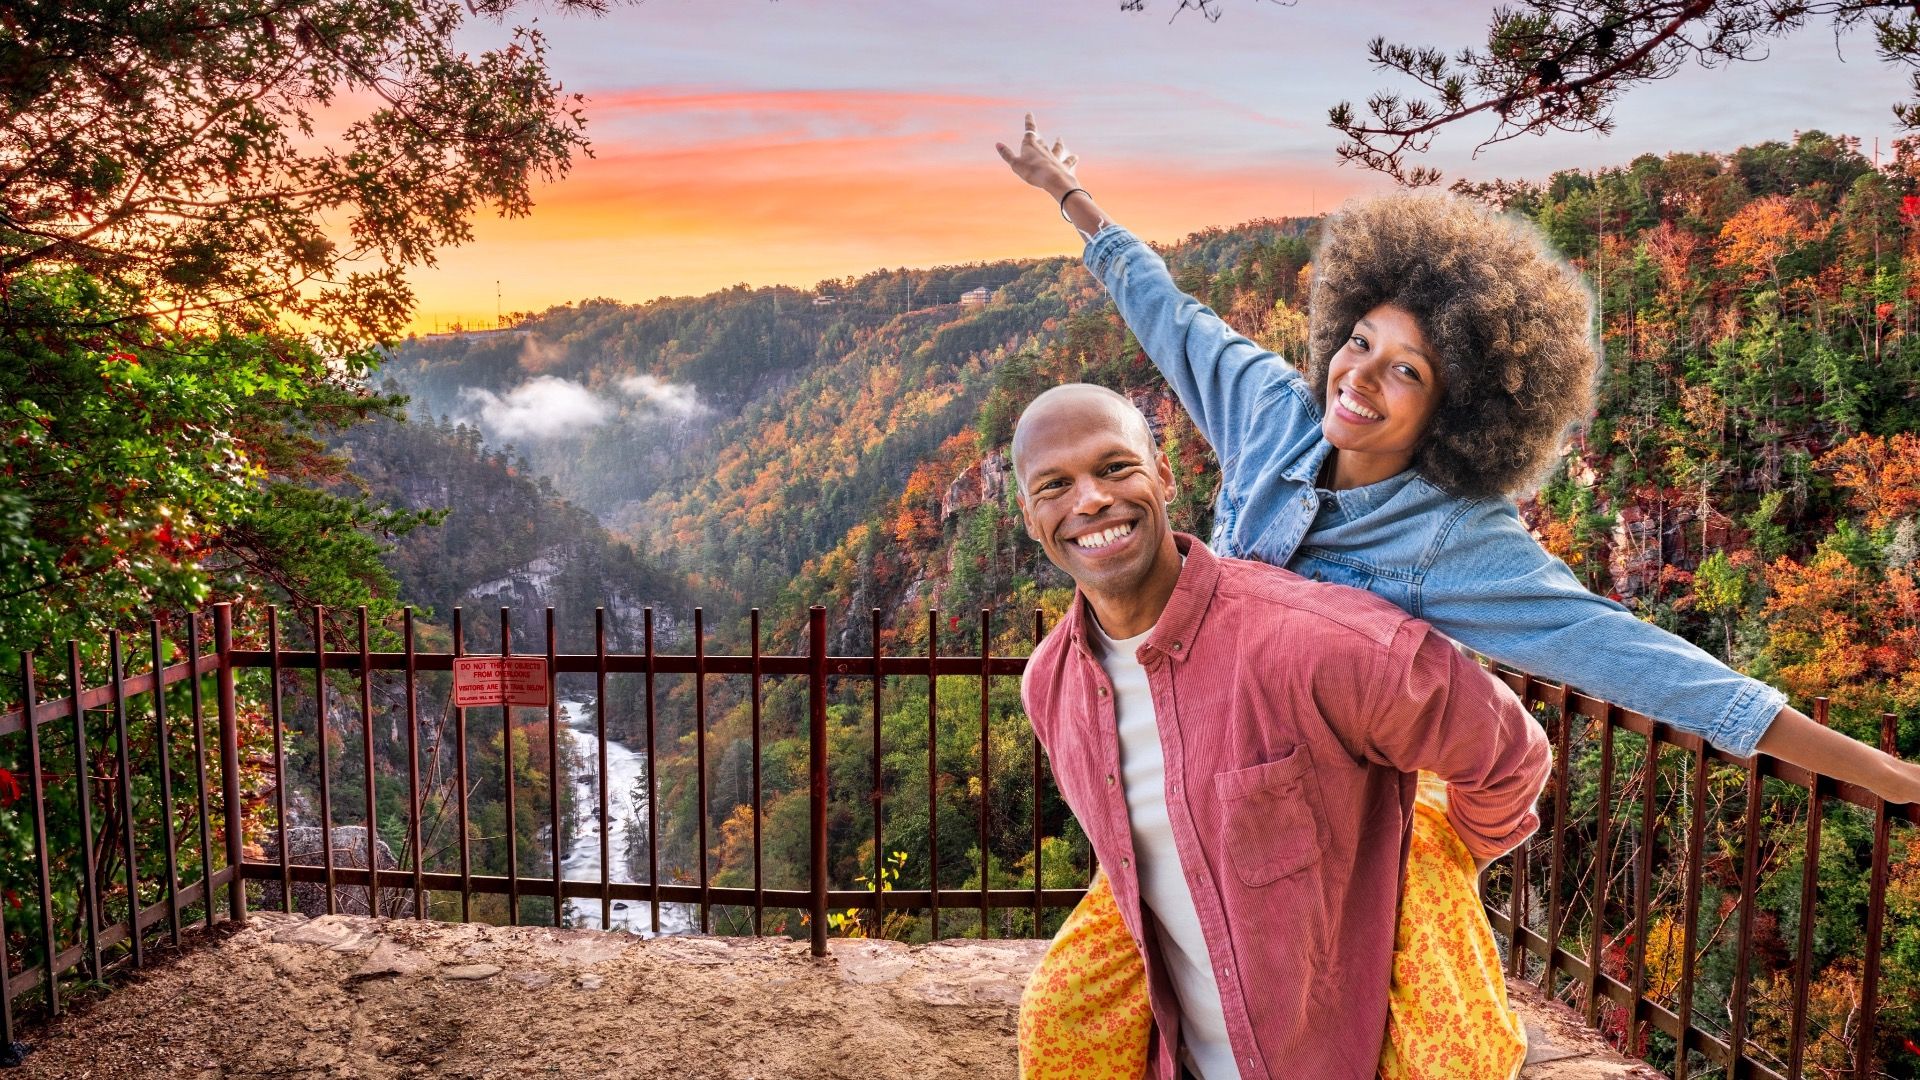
[10, 913, 1664, 1079]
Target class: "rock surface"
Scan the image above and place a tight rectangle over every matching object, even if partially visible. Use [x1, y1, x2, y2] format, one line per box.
[258, 827, 418, 919]
[13, 913, 1665, 1079]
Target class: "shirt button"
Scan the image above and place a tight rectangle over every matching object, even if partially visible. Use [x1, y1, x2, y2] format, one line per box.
[1121, 857, 1131, 870]
[1222, 965, 1233, 978]
[1106, 773, 1116, 786]
[1170, 784, 1180, 796]
[1171, 642, 1181, 651]
[1097, 686, 1108, 697]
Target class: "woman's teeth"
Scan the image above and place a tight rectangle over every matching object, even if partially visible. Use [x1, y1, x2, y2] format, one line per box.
[1339, 389, 1382, 421]
[1074, 523, 1134, 549]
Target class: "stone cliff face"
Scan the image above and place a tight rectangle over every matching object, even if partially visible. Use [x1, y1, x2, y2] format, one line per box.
[941, 452, 1009, 523]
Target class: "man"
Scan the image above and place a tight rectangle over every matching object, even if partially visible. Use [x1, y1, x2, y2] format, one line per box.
[1014, 383, 1551, 1080]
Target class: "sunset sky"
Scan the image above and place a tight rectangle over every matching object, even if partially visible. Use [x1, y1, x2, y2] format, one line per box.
[404, 1, 1913, 333]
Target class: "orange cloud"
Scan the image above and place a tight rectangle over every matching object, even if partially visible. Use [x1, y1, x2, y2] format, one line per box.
[402, 87, 1378, 332]
[589, 86, 1020, 121]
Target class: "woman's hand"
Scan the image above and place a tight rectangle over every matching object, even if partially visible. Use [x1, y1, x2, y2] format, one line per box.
[997, 112, 1080, 199]
[999, 112, 1112, 239]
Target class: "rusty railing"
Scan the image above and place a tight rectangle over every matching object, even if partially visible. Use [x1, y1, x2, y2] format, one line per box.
[1477, 667, 1918, 1080]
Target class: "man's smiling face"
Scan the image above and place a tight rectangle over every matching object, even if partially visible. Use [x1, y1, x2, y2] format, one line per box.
[1013, 386, 1181, 614]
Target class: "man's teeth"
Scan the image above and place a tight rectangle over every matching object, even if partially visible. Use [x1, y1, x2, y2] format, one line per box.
[1074, 523, 1134, 549]
[1340, 389, 1382, 420]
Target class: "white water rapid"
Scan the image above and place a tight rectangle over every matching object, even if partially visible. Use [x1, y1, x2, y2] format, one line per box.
[556, 699, 693, 934]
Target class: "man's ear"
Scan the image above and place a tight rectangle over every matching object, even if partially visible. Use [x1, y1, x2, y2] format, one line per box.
[1155, 450, 1177, 505]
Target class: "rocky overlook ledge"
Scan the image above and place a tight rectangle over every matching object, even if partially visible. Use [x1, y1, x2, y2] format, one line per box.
[14, 913, 1663, 1079]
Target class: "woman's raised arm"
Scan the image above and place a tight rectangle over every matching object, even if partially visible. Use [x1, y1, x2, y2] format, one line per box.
[996, 114, 1306, 479]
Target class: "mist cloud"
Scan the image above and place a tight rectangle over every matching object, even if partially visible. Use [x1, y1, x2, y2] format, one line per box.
[518, 335, 571, 374]
[459, 376, 611, 441]
[455, 372, 708, 443]
[618, 373, 709, 418]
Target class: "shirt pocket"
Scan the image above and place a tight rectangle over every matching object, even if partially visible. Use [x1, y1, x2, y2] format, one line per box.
[1291, 550, 1375, 592]
[1212, 744, 1329, 887]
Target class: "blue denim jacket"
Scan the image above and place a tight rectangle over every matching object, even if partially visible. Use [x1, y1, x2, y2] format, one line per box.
[1086, 226, 1785, 756]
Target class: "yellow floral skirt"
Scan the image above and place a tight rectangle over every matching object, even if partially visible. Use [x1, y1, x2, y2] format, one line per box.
[1017, 775, 1527, 1080]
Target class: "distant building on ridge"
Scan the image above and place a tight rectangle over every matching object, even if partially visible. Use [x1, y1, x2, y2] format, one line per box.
[959, 286, 991, 308]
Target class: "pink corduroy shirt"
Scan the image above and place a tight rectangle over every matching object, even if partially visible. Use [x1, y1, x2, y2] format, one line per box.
[1021, 535, 1551, 1079]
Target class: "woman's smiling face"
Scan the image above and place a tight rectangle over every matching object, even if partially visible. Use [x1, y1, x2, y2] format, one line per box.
[1321, 302, 1444, 488]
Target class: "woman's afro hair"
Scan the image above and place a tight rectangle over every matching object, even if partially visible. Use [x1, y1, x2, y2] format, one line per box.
[1305, 192, 1599, 500]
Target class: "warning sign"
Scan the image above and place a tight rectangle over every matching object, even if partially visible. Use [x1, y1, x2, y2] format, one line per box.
[452, 656, 550, 708]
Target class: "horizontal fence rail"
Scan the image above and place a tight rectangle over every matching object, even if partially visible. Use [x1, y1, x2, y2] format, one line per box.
[0, 602, 1914, 1078]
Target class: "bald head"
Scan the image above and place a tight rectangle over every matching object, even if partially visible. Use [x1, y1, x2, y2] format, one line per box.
[1011, 384, 1155, 495]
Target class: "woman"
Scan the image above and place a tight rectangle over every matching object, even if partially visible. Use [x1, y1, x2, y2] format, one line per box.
[997, 115, 1920, 1080]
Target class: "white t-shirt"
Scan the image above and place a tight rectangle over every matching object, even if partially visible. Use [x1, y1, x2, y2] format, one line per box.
[1090, 615, 1239, 1080]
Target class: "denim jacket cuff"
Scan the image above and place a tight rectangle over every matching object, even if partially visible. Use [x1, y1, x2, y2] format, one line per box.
[1709, 679, 1789, 759]
[1083, 224, 1141, 280]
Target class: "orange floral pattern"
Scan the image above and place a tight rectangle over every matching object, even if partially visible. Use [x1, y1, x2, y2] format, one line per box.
[1378, 775, 1528, 1080]
[1018, 775, 1527, 1080]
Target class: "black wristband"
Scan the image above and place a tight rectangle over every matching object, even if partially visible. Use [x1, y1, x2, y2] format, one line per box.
[1058, 187, 1090, 222]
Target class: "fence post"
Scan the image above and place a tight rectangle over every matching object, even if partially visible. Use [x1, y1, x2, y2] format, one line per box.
[214, 603, 247, 926]
[809, 606, 828, 958]
[1855, 710, 1897, 1080]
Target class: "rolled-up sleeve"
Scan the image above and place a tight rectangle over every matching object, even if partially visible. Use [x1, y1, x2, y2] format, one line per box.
[1359, 620, 1551, 860]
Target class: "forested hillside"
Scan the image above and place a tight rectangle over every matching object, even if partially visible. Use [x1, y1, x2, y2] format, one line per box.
[386, 221, 1312, 605]
[330, 407, 690, 655]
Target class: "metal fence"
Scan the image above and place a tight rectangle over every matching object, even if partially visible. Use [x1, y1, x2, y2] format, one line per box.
[1478, 669, 1918, 1080]
[0, 601, 1915, 1078]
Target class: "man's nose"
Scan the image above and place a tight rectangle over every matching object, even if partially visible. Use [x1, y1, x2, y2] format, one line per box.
[1070, 477, 1113, 516]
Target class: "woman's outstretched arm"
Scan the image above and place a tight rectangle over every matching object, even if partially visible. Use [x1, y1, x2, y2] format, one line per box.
[1424, 500, 1920, 805]
[1755, 707, 1920, 803]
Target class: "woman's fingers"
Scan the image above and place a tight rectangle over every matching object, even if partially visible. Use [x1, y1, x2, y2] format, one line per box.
[1002, 112, 1082, 189]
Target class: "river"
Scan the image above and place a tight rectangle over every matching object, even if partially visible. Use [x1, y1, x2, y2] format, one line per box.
[556, 699, 693, 934]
